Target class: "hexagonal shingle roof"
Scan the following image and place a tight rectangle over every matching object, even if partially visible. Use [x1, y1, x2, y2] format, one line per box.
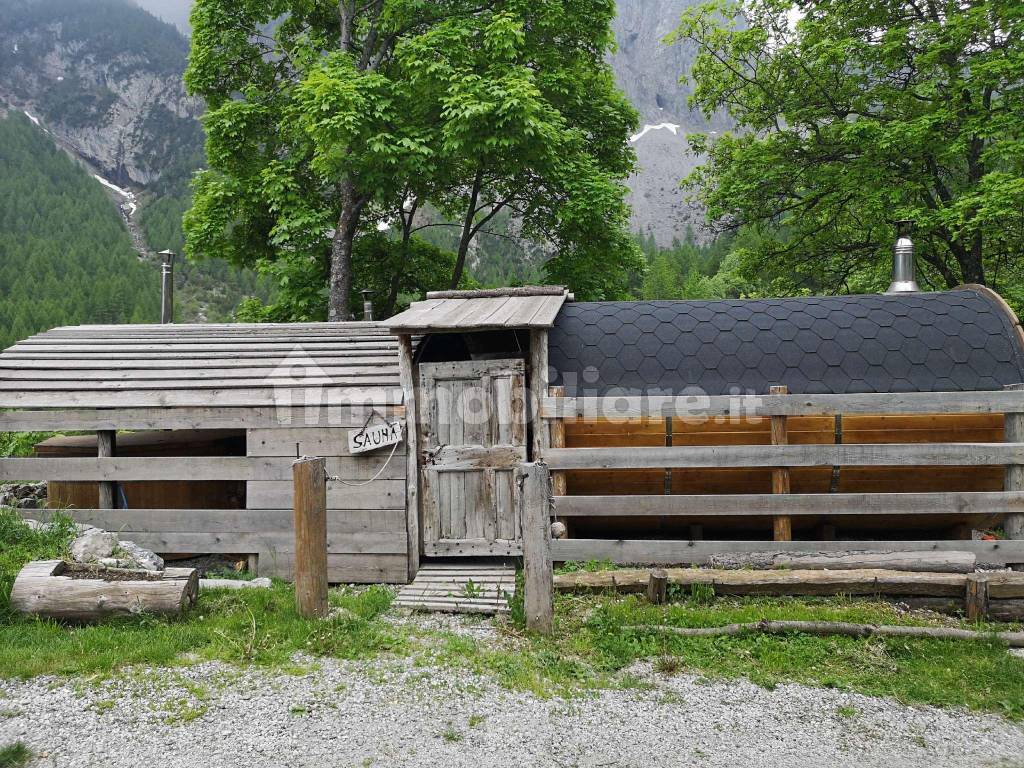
[548, 289, 1024, 396]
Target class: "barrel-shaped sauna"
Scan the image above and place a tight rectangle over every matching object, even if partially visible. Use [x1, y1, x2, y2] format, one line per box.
[547, 287, 1024, 540]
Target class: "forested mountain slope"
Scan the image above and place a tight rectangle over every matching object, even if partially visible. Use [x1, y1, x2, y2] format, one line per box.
[0, 111, 160, 349]
[0, 0, 269, 326]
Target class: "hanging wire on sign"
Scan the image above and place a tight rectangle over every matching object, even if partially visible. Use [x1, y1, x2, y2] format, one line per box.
[325, 408, 404, 487]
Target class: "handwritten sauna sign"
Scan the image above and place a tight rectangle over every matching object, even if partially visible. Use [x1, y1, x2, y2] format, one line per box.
[348, 421, 404, 454]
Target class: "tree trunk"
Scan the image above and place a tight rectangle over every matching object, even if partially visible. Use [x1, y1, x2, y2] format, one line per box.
[383, 198, 419, 318]
[450, 169, 484, 290]
[329, 178, 362, 321]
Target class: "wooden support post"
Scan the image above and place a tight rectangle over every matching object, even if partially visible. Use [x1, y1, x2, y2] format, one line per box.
[770, 385, 792, 542]
[397, 334, 421, 581]
[548, 385, 568, 538]
[965, 574, 989, 621]
[1005, 385, 1024, 570]
[292, 456, 328, 619]
[647, 569, 668, 605]
[97, 430, 116, 510]
[520, 461, 553, 634]
[529, 329, 550, 461]
[548, 386, 567, 496]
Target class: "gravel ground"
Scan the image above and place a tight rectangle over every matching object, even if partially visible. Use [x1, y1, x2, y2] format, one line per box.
[2, 615, 1023, 768]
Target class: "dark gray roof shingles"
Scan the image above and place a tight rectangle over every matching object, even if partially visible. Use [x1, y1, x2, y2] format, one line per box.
[548, 290, 1024, 396]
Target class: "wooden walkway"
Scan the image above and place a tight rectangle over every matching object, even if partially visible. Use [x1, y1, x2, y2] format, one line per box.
[395, 563, 516, 614]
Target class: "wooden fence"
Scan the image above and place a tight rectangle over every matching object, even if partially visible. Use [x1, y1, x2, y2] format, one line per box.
[539, 388, 1024, 566]
[0, 407, 409, 582]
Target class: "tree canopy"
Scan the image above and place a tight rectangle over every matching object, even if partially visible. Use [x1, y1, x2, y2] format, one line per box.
[184, 0, 641, 321]
[671, 0, 1024, 300]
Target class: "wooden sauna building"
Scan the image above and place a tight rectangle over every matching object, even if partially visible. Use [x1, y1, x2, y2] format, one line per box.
[3, 284, 1024, 582]
[0, 323, 412, 581]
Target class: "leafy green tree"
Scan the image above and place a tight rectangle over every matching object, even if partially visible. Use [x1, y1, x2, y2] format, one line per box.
[671, 0, 1024, 297]
[399, 2, 641, 295]
[185, 0, 642, 319]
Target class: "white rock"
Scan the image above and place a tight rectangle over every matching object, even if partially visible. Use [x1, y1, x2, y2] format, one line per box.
[70, 530, 118, 563]
[117, 540, 164, 571]
[20, 518, 45, 531]
[200, 578, 272, 591]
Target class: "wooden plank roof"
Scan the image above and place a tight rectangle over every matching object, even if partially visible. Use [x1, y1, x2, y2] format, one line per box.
[385, 287, 569, 332]
[0, 322, 404, 409]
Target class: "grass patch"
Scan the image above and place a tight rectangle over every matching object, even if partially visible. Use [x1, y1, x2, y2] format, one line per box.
[0, 507, 75, 608]
[2, 514, 1023, 720]
[0, 742, 30, 768]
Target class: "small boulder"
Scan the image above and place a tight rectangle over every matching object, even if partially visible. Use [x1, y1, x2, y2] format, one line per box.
[117, 540, 164, 571]
[70, 530, 118, 563]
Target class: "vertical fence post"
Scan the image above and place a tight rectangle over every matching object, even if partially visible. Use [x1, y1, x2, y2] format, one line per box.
[520, 461, 553, 634]
[548, 386, 568, 539]
[293, 456, 328, 618]
[1004, 384, 1024, 570]
[97, 430, 116, 509]
[770, 385, 792, 541]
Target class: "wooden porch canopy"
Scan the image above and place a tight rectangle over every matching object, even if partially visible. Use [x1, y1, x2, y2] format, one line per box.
[384, 286, 570, 333]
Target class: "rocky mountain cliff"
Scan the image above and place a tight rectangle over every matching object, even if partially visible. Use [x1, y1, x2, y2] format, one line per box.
[0, 0, 203, 187]
[2, 0, 718, 250]
[133, 0, 719, 247]
[611, 0, 731, 245]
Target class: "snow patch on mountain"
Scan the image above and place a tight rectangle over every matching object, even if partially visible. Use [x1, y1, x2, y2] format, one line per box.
[630, 123, 682, 143]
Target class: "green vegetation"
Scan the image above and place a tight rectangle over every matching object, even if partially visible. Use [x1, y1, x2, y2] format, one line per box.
[1, 513, 1022, 718]
[185, 0, 640, 321]
[0, 742, 31, 768]
[0, 432, 55, 459]
[0, 509, 74, 608]
[672, 0, 1024, 304]
[0, 111, 160, 349]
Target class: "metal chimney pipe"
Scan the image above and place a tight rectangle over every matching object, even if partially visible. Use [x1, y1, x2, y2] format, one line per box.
[885, 220, 921, 294]
[159, 250, 175, 323]
[361, 289, 374, 322]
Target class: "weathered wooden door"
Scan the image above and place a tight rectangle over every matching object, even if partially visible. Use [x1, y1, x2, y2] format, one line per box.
[419, 359, 527, 556]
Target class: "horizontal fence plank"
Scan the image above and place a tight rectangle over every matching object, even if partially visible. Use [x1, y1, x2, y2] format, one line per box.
[0, 456, 403, 482]
[542, 391, 1024, 419]
[544, 443, 1024, 470]
[257, 553, 409, 584]
[552, 539, 1024, 566]
[110, 530, 406, 556]
[0, 387, 404, 409]
[247, 479, 405, 511]
[0, 407, 405, 432]
[552, 491, 1024, 517]
[428, 445, 526, 470]
[44, 507, 406, 534]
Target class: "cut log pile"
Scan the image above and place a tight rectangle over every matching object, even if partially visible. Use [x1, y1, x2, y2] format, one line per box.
[554, 563, 1024, 621]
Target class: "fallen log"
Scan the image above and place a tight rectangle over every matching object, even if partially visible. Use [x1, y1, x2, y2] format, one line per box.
[708, 550, 976, 573]
[554, 567, 973, 597]
[624, 620, 1024, 647]
[9, 560, 198, 623]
